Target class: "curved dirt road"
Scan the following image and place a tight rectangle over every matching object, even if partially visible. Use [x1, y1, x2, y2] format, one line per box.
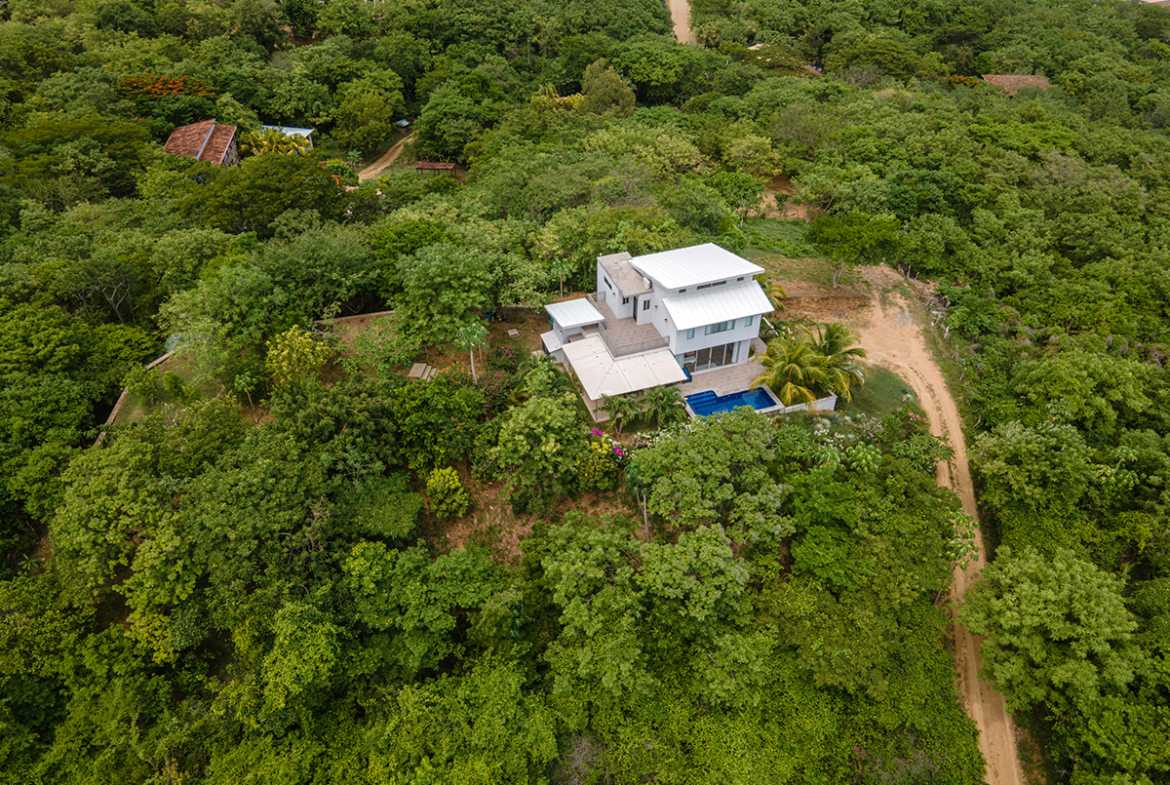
[668, 0, 696, 43]
[847, 268, 1024, 785]
[358, 133, 413, 182]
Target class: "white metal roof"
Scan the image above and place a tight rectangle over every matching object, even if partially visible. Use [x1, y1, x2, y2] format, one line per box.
[628, 243, 764, 290]
[562, 336, 686, 400]
[261, 125, 315, 138]
[545, 298, 604, 329]
[661, 281, 773, 331]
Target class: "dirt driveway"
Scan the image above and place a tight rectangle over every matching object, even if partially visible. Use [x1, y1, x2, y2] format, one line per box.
[358, 133, 413, 182]
[668, 0, 695, 43]
[832, 266, 1025, 785]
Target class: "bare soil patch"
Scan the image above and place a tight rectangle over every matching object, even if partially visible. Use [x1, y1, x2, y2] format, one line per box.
[761, 175, 817, 221]
[420, 465, 534, 563]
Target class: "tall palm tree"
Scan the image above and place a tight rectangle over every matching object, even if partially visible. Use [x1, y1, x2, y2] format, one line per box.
[599, 394, 642, 433]
[805, 322, 867, 401]
[750, 337, 826, 406]
[642, 385, 687, 429]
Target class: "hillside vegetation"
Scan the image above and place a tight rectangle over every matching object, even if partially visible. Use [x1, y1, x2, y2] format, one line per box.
[1, 0, 1169, 782]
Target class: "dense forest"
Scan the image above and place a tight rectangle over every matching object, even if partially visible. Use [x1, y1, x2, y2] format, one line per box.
[1, 0, 1169, 782]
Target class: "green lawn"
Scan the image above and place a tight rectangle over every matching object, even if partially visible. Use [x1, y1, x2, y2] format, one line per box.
[742, 218, 820, 257]
[841, 365, 917, 419]
[114, 351, 222, 425]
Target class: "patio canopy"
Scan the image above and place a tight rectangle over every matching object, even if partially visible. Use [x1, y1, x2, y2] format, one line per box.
[562, 336, 687, 400]
[546, 298, 604, 329]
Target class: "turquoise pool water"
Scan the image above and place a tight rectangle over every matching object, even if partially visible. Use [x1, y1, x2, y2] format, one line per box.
[686, 388, 775, 416]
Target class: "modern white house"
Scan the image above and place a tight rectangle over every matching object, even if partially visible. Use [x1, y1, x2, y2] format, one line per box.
[542, 244, 776, 419]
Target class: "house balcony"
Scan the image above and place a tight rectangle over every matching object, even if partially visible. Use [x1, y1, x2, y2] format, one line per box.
[586, 292, 670, 357]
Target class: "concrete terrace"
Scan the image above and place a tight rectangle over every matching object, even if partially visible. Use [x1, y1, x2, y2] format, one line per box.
[675, 358, 765, 397]
[585, 297, 669, 355]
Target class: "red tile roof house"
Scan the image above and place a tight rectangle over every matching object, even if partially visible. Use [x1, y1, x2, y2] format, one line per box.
[163, 119, 240, 166]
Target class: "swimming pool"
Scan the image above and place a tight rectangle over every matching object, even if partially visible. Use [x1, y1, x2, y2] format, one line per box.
[685, 387, 779, 416]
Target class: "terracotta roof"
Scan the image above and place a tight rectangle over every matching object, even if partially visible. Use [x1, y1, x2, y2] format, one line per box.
[164, 119, 237, 164]
[416, 161, 456, 170]
[981, 75, 1051, 97]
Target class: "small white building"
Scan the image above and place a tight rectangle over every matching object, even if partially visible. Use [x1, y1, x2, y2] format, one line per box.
[543, 244, 774, 419]
[260, 125, 315, 148]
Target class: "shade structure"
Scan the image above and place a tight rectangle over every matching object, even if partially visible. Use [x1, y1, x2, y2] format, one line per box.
[545, 298, 604, 329]
[562, 336, 687, 401]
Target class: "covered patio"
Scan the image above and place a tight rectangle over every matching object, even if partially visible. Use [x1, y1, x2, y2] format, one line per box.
[561, 336, 687, 422]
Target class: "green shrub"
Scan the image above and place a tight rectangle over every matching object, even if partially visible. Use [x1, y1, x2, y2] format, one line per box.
[161, 370, 200, 404]
[578, 433, 622, 491]
[122, 365, 160, 403]
[426, 466, 471, 519]
[338, 474, 424, 541]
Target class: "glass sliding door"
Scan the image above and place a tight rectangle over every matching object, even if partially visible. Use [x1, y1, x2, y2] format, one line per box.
[690, 341, 737, 373]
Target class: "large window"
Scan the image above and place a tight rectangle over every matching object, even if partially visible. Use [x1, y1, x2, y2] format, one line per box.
[683, 342, 738, 373]
[704, 319, 736, 335]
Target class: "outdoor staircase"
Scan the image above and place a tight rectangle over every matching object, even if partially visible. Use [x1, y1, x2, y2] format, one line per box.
[686, 390, 718, 407]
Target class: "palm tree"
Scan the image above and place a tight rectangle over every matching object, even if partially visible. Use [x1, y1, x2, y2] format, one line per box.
[642, 385, 687, 429]
[599, 394, 642, 433]
[805, 322, 867, 401]
[241, 128, 313, 157]
[750, 337, 826, 407]
[766, 279, 788, 313]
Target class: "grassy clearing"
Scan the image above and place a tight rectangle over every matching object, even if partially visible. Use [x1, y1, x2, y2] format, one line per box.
[114, 351, 223, 425]
[842, 365, 917, 420]
[743, 218, 819, 257]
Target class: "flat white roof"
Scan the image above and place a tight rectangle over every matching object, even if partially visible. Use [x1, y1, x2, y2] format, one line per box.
[545, 298, 604, 329]
[629, 243, 764, 290]
[562, 336, 686, 400]
[661, 281, 774, 330]
[540, 330, 563, 353]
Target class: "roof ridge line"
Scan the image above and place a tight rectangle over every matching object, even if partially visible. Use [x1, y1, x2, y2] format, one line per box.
[194, 120, 216, 162]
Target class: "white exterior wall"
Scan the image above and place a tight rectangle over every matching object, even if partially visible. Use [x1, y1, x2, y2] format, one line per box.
[550, 321, 587, 344]
[637, 285, 666, 326]
[595, 264, 767, 359]
[671, 319, 759, 365]
[596, 262, 638, 319]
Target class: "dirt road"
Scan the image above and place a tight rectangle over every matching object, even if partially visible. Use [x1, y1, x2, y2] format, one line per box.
[846, 267, 1025, 785]
[668, 0, 695, 43]
[357, 133, 412, 182]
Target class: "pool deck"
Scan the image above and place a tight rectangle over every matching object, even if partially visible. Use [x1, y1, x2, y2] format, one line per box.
[675, 359, 765, 397]
[674, 358, 837, 418]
